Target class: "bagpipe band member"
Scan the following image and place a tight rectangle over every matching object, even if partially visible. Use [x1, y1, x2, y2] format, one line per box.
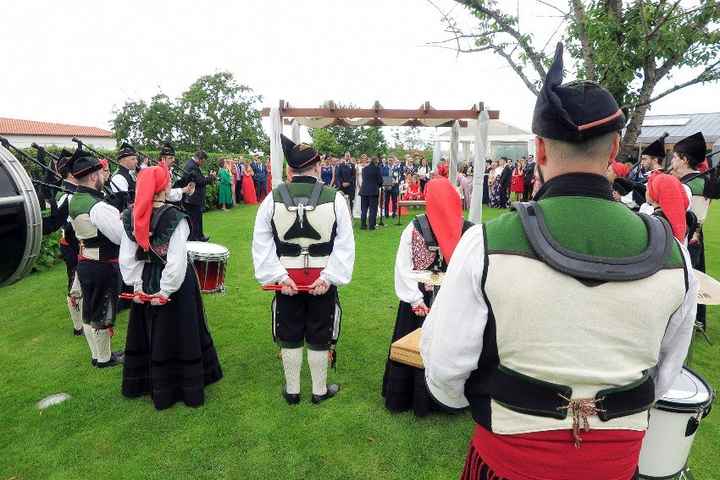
[111, 142, 138, 196]
[672, 131, 711, 331]
[421, 43, 697, 480]
[382, 178, 473, 417]
[613, 134, 672, 211]
[252, 135, 355, 405]
[68, 150, 125, 368]
[119, 165, 222, 410]
[154, 142, 195, 205]
[41, 149, 84, 336]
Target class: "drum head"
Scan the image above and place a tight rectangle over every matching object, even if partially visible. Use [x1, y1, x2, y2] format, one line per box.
[656, 368, 714, 413]
[187, 241, 229, 259]
[0, 146, 42, 287]
[694, 269, 720, 305]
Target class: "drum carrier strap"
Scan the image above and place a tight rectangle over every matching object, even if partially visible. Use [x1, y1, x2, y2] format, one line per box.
[513, 201, 672, 281]
[413, 214, 439, 251]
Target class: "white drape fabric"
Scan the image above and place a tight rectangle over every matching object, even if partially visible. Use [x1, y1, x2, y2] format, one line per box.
[291, 119, 301, 143]
[469, 111, 489, 224]
[449, 121, 459, 185]
[432, 138, 442, 171]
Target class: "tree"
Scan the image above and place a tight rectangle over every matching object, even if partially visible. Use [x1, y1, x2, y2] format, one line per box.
[110, 72, 268, 152]
[427, 0, 720, 155]
[309, 125, 388, 157]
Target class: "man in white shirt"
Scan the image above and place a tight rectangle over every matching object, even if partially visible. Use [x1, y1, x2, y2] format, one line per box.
[253, 135, 355, 406]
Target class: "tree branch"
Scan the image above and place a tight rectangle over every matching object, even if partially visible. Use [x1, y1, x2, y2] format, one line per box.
[453, 0, 548, 79]
[625, 60, 720, 109]
[569, 0, 596, 80]
[646, 0, 682, 41]
[535, 0, 569, 17]
[493, 44, 541, 96]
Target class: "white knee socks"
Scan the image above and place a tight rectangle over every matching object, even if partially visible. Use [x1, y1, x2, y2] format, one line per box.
[281, 348, 303, 395]
[67, 296, 83, 331]
[83, 324, 98, 360]
[83, 326, 111, 363]
[307, 349, 329, 396]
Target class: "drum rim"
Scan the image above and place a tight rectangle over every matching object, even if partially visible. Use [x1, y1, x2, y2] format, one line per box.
[654, 367, 715, 413]
[188, 252, 230, 261]
[0, 146, 42, 286]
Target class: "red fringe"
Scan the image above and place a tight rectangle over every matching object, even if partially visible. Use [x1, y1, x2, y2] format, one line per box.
[461, 442, 506, 480]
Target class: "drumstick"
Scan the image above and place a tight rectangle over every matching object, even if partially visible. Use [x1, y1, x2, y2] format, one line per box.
[262, 285, 313, 292]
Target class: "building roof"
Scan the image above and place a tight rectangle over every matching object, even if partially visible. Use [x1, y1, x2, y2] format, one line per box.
[435, 119, 533, 143]
[637, 112, 720, 145]
[0, 117, 113, 138]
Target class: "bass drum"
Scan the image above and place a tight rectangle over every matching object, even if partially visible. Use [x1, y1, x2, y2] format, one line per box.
[0, 145, 42, 286]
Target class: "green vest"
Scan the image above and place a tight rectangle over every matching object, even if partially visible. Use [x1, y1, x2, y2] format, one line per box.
[69, 189, 119, 261]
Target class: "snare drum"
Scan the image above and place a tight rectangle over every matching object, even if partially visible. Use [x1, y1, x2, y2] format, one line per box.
[187, 241, 229, 293]
[0, 145, 42, 286]
[638, 368, 714, 479]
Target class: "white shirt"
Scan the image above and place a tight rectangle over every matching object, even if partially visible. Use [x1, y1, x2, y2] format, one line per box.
[252, 186, 355, 286]
[420, 225, 697, 409]
[89, 202, 123, 245]
[119, 218, 190, 298]
[394, 223, 425, 306]
[110, 173, 132, 193]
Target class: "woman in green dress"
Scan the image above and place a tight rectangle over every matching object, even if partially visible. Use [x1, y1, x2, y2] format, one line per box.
[218, 159, 234, 210]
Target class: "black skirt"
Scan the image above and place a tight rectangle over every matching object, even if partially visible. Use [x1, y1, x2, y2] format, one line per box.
[381, 288, 435, 417]
[689, 231, 707, 331]
[121, 263, 223, 410]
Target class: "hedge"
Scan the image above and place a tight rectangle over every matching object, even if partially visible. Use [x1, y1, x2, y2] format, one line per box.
[10, 146, 254, 272]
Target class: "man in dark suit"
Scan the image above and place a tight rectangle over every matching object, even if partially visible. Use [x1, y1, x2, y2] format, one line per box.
[251, 153, 268, 202]
[498, 157, 513, 208]
[180, 150, 216, 241]
[359, 156, 384, 230]
[522, 155, 536, 201]
[335, 153, 356, 210]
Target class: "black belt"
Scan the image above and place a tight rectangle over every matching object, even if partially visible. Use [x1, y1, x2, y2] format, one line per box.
[275, 241, 334, 257]
[488, 364, 655, 421]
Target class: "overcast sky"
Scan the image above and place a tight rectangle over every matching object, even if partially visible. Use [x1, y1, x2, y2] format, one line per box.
[2, 0, 718, 141]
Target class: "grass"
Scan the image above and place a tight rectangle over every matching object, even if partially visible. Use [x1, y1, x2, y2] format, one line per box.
[0, 204, 718, 480]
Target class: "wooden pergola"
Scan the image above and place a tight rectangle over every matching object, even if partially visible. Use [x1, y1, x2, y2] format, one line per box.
[261, 100, 498, 222]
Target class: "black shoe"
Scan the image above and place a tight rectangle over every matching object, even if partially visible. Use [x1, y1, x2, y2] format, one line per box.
[73, 328, 83, 336]
[360, 226, 367, 230]
[368, 227, 376, 231]
[91, 358, 97, 367]
[200, 236, 210, 242]
[95, 357, 121, 368]
[311, 384, 340, 404]
[283, 386, 300, 405]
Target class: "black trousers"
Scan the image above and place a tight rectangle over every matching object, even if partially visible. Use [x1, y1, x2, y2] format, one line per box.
[255, 181, 267, 201]
[360, 195, 379, 229]
[185, 203, 205, 241]
[235, 180, 243, 203]
[273, 287, 338, 350]
[384, 188, 399, 217]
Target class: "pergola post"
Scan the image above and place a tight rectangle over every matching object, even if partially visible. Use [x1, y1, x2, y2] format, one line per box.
[469, 110, 489, 223]
[432, 139, 442, 171]
[450, 120, 459, 185]
[270, 106, 284, 188]
[291, 119, 301, 143]
[462, 142, 470, 164]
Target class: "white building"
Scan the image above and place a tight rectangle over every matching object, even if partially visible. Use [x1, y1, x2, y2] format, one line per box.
[0, 117, 115, 150]
[434, 119, 535, 162]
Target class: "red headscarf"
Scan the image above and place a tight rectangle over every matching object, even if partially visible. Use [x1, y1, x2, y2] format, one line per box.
[133, 165, 170, 251]
[99, 158, 109, 169]
[425, 178, 463, 262]
[610, 161, 630, 178]
[647, 172, 689, 241]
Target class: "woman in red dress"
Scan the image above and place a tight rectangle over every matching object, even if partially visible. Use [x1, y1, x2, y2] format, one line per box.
[510, 159, 525, 202]
[242, 164, 258, 205]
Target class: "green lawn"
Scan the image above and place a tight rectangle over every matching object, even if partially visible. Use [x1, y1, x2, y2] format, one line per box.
[0, 204, 718, 480]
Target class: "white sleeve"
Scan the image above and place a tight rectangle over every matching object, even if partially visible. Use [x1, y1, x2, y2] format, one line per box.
[110, 174, 128, 193]
[652, 244, 698, 399]
[638, 203, 655, 215]
[89, 202, 124, 245]
[320, 192, 356, 286]
[420, 225, 489, 409]
[166, 188, 184, 202]
[159, 219, 190, 297]
[394, 223, 424, 305]
[252, 194, 288, 285]
[119, 229, 144, 290]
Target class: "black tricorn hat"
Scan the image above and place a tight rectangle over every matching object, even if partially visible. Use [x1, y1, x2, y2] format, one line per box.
[281, 135, 320, 169]
[70, 149, 102, 179]
[159, 141, 175, 157]
[117, 142, 137, 160]
[532, 43, 625, 143]
[56, 148, 75, 177]
[674, 131, 707, 167]
[641, 133, 668, 159]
